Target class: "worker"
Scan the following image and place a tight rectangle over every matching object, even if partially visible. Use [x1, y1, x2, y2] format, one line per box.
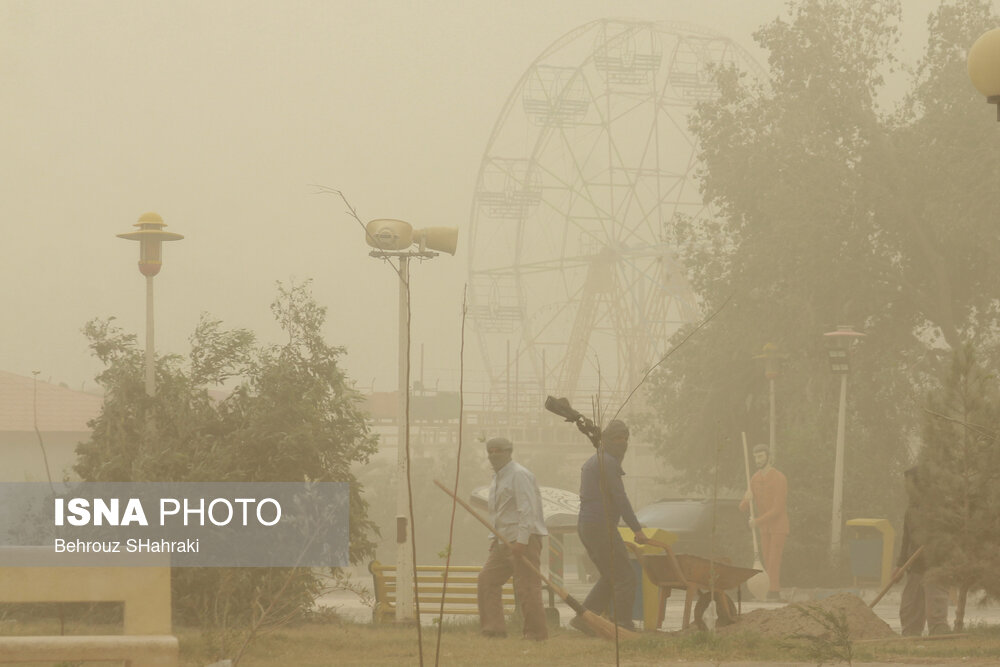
[476, 437, 549, 640]
[895, 466, 950, 636]
[573, 419, 648, 634]
[740, 443, 789, 601]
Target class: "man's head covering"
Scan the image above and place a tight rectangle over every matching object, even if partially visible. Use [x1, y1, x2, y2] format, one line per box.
[486, 436, 513, 472]
[753, 443, 769, 455]
[602, 420, 629, 461]
[486, 437, 513, 451]
[602, 420, 629, 441]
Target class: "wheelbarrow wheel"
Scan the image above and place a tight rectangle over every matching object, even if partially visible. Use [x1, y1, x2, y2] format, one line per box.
[692, 590, 738, 630]
[716, 592, 737, 626]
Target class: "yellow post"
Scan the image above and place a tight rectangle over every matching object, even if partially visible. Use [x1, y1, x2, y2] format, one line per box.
[619, 527, 678, 630]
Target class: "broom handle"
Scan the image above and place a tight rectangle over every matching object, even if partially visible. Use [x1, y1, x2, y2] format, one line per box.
[433, 479, 578, 608]
[868, 545, 924, 608]
[741, 432, 762, 558]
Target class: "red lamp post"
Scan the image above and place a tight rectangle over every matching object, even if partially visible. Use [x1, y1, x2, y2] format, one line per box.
[117, 212, 183, 396]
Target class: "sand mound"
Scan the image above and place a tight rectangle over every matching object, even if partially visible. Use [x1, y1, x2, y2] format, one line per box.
[717, 592, 896, 640]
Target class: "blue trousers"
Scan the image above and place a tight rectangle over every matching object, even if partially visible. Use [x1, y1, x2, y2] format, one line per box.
[578, 522, 635, 629]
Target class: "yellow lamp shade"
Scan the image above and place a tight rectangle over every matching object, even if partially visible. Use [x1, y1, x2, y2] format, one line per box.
[968, 28, 1000, 98]
[117, 212, 183, 277]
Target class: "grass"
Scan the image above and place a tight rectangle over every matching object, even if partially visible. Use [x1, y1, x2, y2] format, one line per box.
[176, 616, 1000, 666]
[182, 622, 776, 666]
[851, 623, 1000, 664]
[784, 604, 855, 665]
[2, 611, 1000, 665]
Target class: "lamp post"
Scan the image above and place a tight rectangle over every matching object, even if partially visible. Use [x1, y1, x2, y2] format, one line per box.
[823, 325, 865, 562]
[968, 28, 1000, 121]
[365, 218, 458, 621]
[753, 342, 787, 463]
[117, 212, 183, 396]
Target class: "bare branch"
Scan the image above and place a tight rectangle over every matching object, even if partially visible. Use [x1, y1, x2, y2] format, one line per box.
[310, 185, 403, 279]
[921, 407, 998, 442]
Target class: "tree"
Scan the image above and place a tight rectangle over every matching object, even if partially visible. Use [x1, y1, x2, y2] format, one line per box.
[641, 0, 1000, 581]
[75, 281, 378, 650]
[915, 344, 1000, 631]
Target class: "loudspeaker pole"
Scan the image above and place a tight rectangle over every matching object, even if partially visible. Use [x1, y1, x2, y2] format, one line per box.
[364, 219, 458, 622]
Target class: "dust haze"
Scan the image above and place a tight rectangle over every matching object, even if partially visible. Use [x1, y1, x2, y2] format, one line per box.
[0, 0, 939, 392]
[0, 0, 965, 569]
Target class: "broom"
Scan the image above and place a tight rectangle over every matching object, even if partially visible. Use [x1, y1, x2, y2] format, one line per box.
[741, 432, 771, 601]
[433, 479, 640, 640]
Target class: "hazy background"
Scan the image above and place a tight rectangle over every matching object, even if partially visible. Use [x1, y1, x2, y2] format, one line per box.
[0, 0, 952, 396]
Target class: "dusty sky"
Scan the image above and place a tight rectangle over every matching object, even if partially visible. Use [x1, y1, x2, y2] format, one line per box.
[0, 0, 959, 397]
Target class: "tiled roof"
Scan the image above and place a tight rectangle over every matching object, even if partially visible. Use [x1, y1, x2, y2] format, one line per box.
[0, 371, 103, 433]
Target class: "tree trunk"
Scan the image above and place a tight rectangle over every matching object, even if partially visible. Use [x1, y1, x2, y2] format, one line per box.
[954, 584, 968, 632]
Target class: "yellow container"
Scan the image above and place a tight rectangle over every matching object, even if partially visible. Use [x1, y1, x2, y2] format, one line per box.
[846, 518, 895, 589]
[619, 527, 677, 630]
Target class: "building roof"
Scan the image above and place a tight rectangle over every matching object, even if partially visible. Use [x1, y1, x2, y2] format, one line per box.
[0, 371, 103, 433]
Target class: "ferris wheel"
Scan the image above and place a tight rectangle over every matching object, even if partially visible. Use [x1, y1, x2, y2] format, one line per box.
[468, 19, 763, 409]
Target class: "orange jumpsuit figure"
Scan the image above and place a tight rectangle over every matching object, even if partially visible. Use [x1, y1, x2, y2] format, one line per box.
[740, 443, 789, 600]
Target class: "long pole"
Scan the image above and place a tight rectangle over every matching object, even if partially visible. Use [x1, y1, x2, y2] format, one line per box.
[869, 546, 924, 608]
[505, 340, 510, 428]
[433, 479, 639, 641]
[396, 255, 414, 620]
[768, 376, 776, 463]
[145, 275, 155, 396]
[830, 373, 848, 561]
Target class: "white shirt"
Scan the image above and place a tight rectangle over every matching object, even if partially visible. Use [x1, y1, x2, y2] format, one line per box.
[488, 460, 549, 544]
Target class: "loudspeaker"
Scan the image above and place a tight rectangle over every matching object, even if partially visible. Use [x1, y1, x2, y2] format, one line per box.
[413, 226, 459, 255]
[365, 219, 413, 251]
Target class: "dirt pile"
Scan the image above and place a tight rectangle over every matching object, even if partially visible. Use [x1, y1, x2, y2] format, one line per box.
[717, 592, 896, 640]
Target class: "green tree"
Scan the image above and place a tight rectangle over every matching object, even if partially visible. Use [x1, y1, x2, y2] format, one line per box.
[641, 0, 1000, 581]
[915, 344, 1000, 631]
[75, 281, 378, 648]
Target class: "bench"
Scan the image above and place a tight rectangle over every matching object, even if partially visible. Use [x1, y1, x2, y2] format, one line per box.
[0, 547, 178, 666]
[368, 561, 515, 624]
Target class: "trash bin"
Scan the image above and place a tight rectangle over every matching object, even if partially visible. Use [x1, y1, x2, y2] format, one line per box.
[846, 518, 895, 589]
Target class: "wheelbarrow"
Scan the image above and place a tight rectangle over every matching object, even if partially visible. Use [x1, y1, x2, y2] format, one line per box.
[626, 539, 761, 631]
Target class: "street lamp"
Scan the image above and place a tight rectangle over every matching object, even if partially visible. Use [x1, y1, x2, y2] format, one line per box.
[365, 218, 458, 622]
[117, 212, 183, 396]
[968, 28, 1000, 121]
[753, 342, 787, 463]
[823, 325, 865, 562]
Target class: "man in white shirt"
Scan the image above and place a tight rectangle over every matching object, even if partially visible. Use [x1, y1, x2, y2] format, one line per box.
[476, 437, 549, 640]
